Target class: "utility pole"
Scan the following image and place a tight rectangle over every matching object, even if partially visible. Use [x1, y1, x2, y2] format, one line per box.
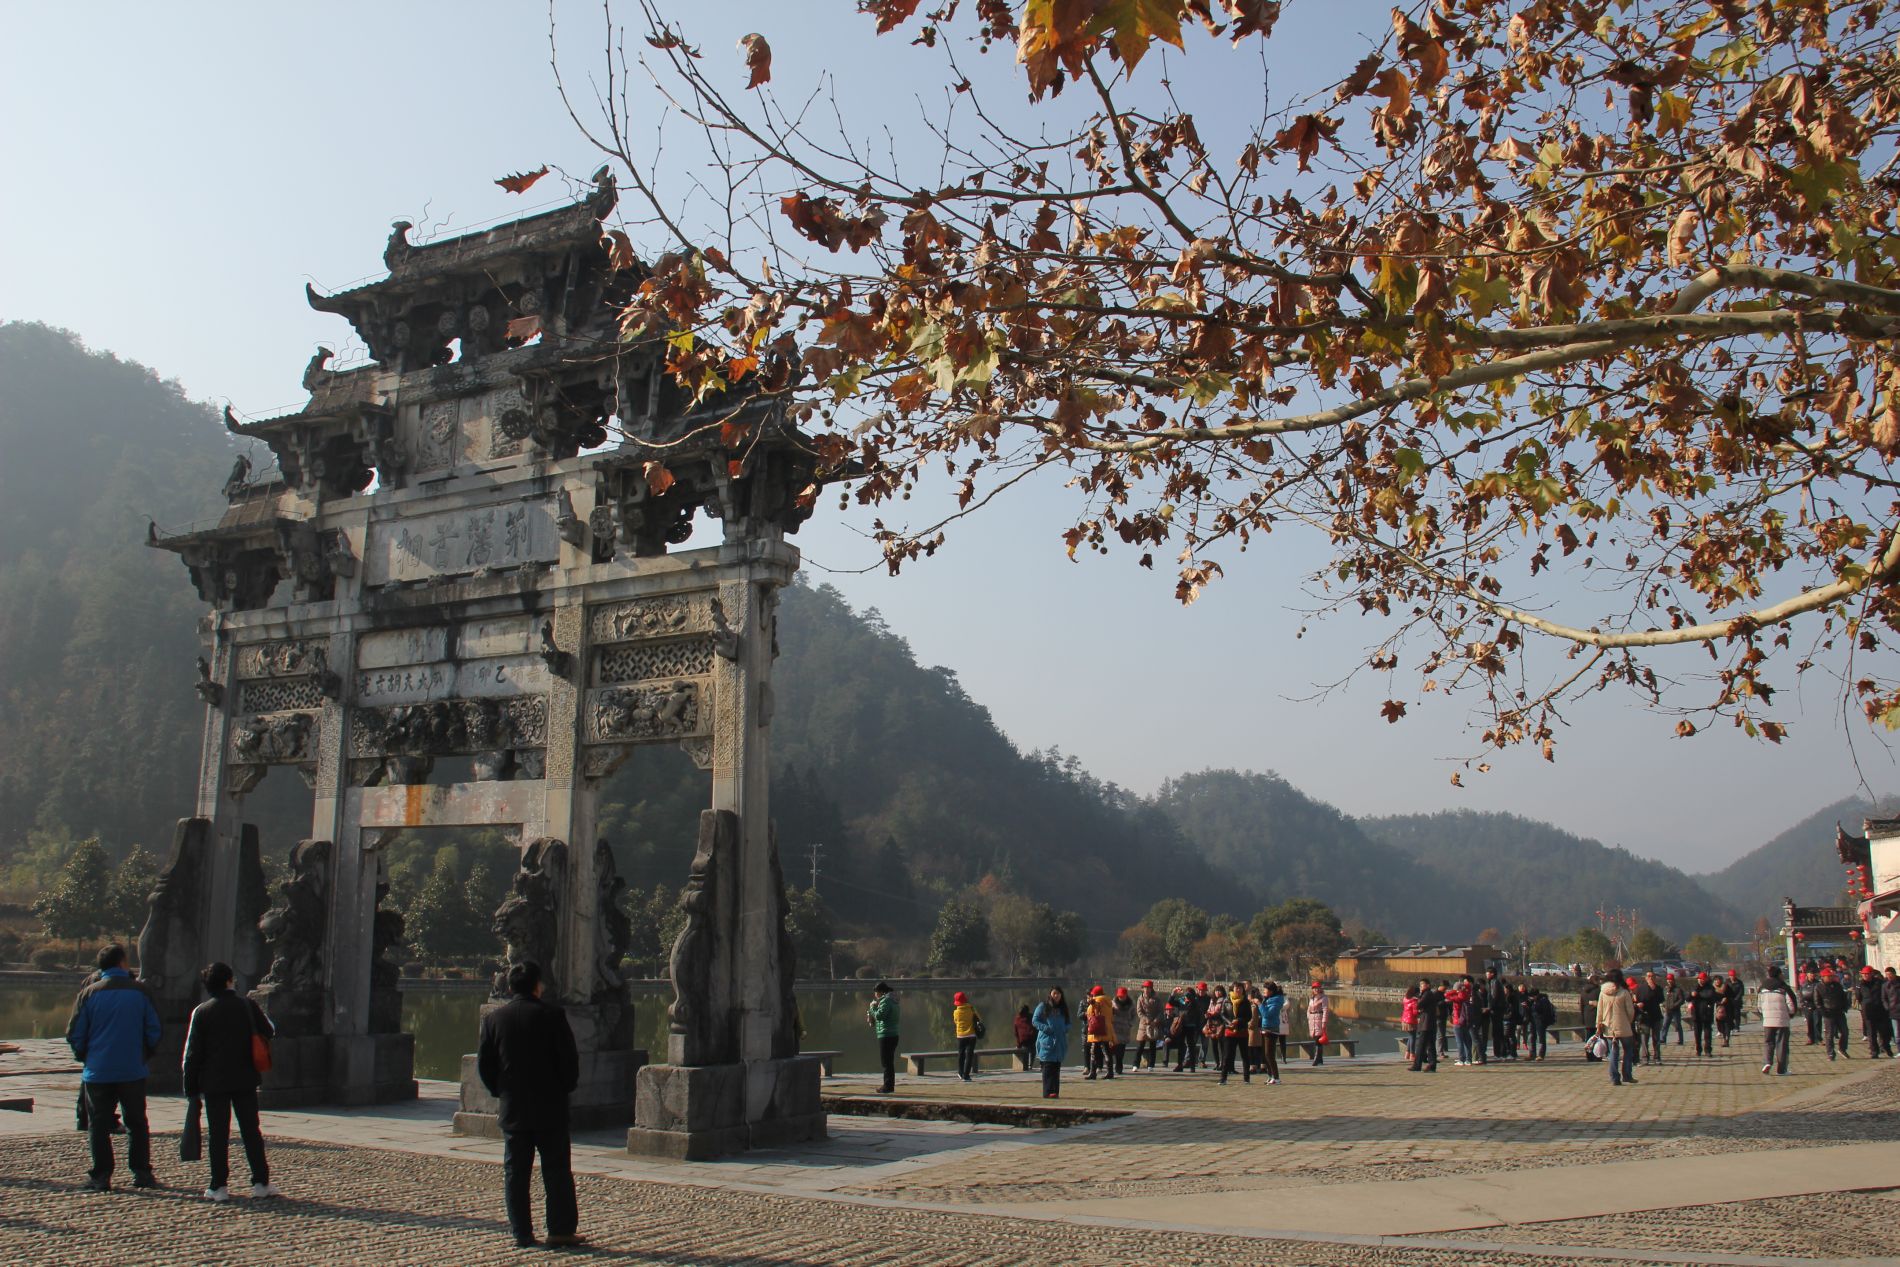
[806, 841, 824, 894]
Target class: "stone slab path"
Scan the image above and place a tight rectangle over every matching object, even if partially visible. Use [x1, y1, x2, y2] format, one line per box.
[4, 1033, 1899, 1263]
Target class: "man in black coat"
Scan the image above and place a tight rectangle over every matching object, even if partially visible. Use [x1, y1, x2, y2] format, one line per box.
[1408, 980, 1441, 1072]
[1816, 969, 1850, 1059]
[477, 961, 581, 1249]
[1484, 968, 1511, 1061]
[181, 961, 277, 1201]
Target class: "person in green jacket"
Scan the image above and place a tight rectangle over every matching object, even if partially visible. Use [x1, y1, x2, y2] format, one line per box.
[866, 982, 900, 1094]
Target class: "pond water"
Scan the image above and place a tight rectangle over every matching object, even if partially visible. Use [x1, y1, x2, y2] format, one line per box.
[4, 980, 1408, 1080]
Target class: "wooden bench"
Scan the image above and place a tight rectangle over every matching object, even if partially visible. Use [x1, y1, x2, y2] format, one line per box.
[803, 1050, 842, 1077]
[1292, 1038, 1357, 1058]
[902, 1047, 1028, 1076]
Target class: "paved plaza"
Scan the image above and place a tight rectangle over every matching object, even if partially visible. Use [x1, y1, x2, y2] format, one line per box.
[2, 1035, 1897, 1265]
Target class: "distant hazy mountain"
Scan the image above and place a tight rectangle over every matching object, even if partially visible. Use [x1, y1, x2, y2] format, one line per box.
[1148, 770, 1477, 940]
[1362, 809, 1746, 942]
[1694, 795, 1899, 923]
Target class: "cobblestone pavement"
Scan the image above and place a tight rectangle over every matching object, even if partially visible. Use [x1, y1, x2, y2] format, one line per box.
[3, 1037, 1896, 1263]
[1427, 1188, 1900, 1258]
[0, 1133, 1719, 1267]
[827, 1040, 1900, 1204]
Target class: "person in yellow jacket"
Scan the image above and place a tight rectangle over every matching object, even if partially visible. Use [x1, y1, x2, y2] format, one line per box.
[951, 991, 982, 1082]
[1083, 986, 1118, 1080]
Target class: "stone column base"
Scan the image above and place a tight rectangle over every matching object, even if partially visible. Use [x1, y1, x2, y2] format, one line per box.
[626, 1056, 826, 1160]
[256, 1034, 415, 1108]
[453, 1045, 648, 1138]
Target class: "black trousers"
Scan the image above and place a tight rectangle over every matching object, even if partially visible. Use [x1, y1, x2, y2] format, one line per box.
[878, 1034, 900, 1091]
[84, 1080, 151, 1183]
[1134, 1038, 1157, 1068]
[503, 1125, 577, 1241]
[1111, 1042, 1127, 1074]
[1805, 1009, 1823, 1043]
[204, 1088, 269, 1190]
[1410, 1024, 1438, 1070]
[1693, 1018, 1715, 1054]
[1218, 1034, 1247, 1083]
[1040, 1059, 1061, 1097]
[1824, 1013, 1849, 1057]
[1865, 1013, 1894, 1057]
[956, 1036, 977, 1079]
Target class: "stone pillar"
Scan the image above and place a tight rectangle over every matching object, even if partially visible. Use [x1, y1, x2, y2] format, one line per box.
[628, 544, 823, 1160]
[456, 600, 647, 1137]
[194, 631, 244, 975]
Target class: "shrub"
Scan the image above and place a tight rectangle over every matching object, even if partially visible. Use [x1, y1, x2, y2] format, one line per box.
[30, 947, 66, 971]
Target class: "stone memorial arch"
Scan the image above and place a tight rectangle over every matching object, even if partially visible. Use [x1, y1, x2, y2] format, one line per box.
[147, 175, 826, 1152]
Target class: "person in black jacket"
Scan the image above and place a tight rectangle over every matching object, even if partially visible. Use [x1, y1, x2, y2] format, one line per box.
[1635, 971, 1666, 1065]
[1816, 969, 1851, 1059]
[1409, 980, 1441, 1072]
[1663, 973, 1687, 1045]
[477, 961, 581, 1249]
[1484, 969, 1512, 1061]
[1857, 967, 1894, 1057]
[181, 961, 276, 1202]
[1689, 972, 1721, 1056]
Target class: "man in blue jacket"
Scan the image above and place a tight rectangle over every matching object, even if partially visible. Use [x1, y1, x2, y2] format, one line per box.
[65, 943, 162, 1190]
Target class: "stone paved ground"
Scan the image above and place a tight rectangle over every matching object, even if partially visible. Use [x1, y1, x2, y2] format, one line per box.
[0, 1133, 1713, 1267]
[2, 1034, 1896, 1263]
[827, 1038, 1899, 1204]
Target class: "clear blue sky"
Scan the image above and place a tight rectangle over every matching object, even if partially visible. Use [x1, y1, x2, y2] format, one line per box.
[3, 2, 1891, 872]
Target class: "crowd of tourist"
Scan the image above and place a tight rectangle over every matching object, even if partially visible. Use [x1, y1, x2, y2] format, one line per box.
[861, 960, 1900, 1099]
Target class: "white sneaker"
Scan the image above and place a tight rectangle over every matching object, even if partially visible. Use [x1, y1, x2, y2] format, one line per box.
[205, 1187, 231, 1203]
[1762, 1063, 1772, 1074]
[251, 1183, 282, 1199]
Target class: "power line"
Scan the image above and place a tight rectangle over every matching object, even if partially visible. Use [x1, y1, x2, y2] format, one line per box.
[806, 841, 823, 894]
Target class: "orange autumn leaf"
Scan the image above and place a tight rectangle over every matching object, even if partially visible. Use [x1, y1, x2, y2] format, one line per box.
[496, 166, 549, 194]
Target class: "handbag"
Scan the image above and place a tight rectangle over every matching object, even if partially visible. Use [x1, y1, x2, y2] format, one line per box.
[179, 1094, 203, 1162]
[973, 1015, 987, 1040]
[249, 1001, 273, 1074]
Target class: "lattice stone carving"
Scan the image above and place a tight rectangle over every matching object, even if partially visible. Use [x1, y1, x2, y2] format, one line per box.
[596, 637, 713, 685]
[236, 640, 328, 680]
[590, 596, 697, 644]
[239, 677, 326, 713]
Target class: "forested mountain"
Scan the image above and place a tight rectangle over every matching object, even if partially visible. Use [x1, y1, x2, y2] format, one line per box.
[1695, 795, 1900, 923]
[0, 323, 264, 884]
[1362, 810, 1743, 943]
[1148, 771, 1474, 940]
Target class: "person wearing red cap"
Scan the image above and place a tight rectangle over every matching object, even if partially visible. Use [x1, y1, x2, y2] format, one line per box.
[1689, 972, 1719, 1056]
[1133, 982, 1164, 1071]
[1816, 968, 1850, 1059]
[1798, 970, 1822, 1045]
[1663, 973, 1686, 1047]
[1856, 967, 1893, 1058]
[951, 991, 983, 1082]
[1083, 986, 1117, 1080]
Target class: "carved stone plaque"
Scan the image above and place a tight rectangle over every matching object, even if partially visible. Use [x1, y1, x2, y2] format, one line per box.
[583, 681, 709, 743]
[365, 498, 559, 585]
[236, 640, 329, 680]
[355, 655, 548, 706]
[589, 596, 705, 644]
